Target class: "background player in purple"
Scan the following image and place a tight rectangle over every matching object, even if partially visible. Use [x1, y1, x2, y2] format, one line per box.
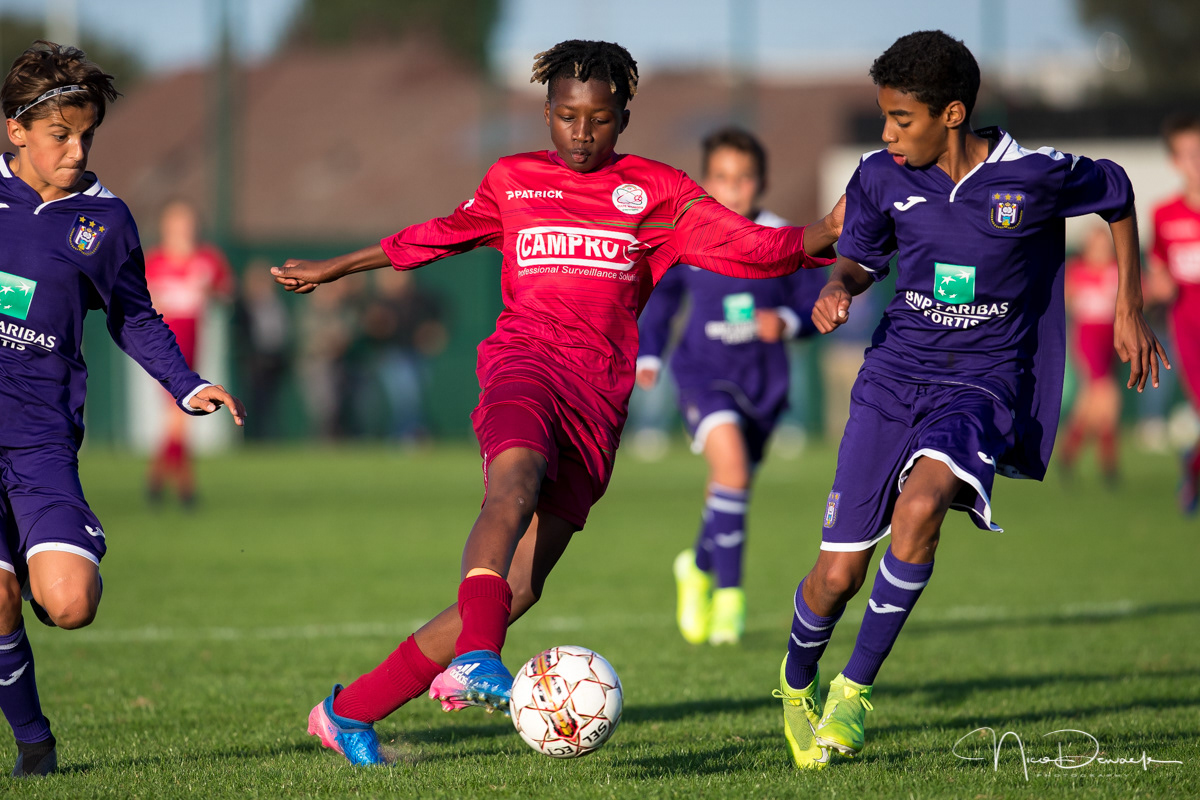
[636, 128, 826, 646]
[774, 31, 1168, 770]
[0, 42, 244, 777]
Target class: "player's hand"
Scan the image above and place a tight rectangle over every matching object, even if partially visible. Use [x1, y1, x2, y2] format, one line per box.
[755, 308, 786, 343]
[1114, 305, 1170, 392]
[635, 367, 659, 389]
[271, 259, 337, 294]
[189, 384, 246, 426]
[812, 281, 852, 334]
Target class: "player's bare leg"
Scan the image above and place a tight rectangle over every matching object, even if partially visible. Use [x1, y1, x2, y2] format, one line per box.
[26, 551, 102, 630]
[817, 457, 961, 758]
[414, 510, 577, 663]
[0, 563, 65, 776]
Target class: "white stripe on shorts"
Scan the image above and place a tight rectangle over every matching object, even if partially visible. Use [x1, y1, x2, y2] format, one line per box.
[820, 525, 892, 552]
[26, 543, 100, 566]
[901, 448, 1002, 532]
[690, 410, 741, 454]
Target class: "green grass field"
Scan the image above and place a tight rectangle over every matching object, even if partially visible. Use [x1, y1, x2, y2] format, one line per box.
[5, 441, 1198, 798]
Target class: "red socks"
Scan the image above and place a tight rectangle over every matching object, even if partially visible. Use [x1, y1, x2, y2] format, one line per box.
[455, 574, 513, 655]
[332, 635, 443, 723]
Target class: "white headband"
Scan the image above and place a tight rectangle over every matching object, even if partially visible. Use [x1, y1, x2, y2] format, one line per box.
[9, 84, 87, 120]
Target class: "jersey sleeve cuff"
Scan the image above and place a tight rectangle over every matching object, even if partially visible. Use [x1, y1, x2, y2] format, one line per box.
[776, 307, 802, 339]
[180, 382, 212, 415]
[636, 356, 663, 373]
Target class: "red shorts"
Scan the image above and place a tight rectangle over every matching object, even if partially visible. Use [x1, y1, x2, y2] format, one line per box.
[471, 380, 615, 530]
[1073, 322, 1113, 383]
[1170, 308, 1200, 408]
[164, 316, 198, 366]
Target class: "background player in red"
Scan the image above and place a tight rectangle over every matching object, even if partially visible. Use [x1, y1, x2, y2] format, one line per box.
[271, 39, 842, 767]
[1149, 113, 1200, 513]
[143, 200, 234, 507]
[1059, 225, 1122, 483]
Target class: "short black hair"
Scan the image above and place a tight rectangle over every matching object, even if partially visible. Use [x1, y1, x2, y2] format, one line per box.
[1163, 112, 1200, 148]
[869, 30, 980, 120]
[701, 127, 767, 188]
[530, 40, 639, 107]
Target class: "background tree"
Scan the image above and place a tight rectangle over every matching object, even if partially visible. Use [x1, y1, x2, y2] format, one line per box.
[1077, 0, 1200, 98]
[287, 0, 499, 70]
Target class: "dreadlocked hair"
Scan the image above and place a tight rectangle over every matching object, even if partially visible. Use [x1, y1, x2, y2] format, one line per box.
[530, 40, 639, 106]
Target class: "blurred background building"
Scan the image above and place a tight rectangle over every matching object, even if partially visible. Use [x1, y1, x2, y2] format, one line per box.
[1, 0, 1196, 451]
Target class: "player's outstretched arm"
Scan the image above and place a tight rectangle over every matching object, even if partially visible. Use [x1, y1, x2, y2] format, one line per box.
[187, 384, 246, 427]
[271, 245, 392, 294]
[812, 257, 873, 334]
[802, 194, 845, 259]
[1110, 212, 1170, 392]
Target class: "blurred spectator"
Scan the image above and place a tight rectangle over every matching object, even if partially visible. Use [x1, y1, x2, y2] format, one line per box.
[233, 260, 291, 440]
[1059, 226, 1121, 483]
[143, 200, 233, 506]
[356, 271, 447, 442]
[298, 278, 357, 441]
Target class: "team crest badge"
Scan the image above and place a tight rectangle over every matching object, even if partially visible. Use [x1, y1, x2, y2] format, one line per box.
[823, 491, 840, 529]
[612, 183, 647, 215]
[989, 192, 1025, 230]
[68, 214, 107, 255]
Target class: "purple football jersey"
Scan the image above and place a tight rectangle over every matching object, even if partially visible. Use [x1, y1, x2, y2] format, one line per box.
[837, 128, 1134, 480]
[0, 154, 206, 447]
[638, 210, 827, 419]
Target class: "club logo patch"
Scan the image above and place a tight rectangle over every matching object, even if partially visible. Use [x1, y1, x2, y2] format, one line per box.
[68, 214, 107, 255]
[823, 491, 840, 529]
[933, 263, 976, 305]
[0, 271, 36, 320]
[612, 183, 647, 215]
[989, 192, 1025, 230]
[722, 292, 755, 323]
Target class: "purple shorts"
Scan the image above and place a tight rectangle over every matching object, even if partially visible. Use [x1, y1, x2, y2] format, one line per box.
[679, 387, 779, 466]
[820, 369, 1014, 552]
[0, 442, 107, 579]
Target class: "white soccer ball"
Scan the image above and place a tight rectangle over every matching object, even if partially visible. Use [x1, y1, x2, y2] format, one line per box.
[510, 645, 622, 758]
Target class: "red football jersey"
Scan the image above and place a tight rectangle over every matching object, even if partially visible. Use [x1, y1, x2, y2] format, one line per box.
[1152, 196, 1200, 402]
[144, 244, 234, 323]
[1065, 257, 1118, 326]
[381, 150, 831, 450]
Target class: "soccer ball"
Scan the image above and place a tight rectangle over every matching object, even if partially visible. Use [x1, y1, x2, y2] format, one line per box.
[510, 646, 622, 758]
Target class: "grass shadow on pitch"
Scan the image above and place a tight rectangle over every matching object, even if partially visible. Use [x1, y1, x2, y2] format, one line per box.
[902, 600, 1200, 638]
[621, 695, 776, 725]
[613, 741, 767, 780]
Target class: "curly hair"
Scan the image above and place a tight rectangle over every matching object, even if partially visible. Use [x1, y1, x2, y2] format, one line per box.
[869, 30, 979, 121]
[530, 39, 639, 107]
[2, 40, 119, 126]
[701, 127, 767, 187]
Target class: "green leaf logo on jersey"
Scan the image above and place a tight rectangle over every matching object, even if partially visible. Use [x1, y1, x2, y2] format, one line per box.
[722, 292, 755, 323]
[0, 271, 36, 320]
[933, 263, 975, 305]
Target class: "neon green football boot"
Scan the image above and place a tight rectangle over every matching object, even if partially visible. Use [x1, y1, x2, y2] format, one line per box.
[673, 550, 712, 644]
[772, 657, 829, 769]
[815, 672, 874, 758]
[708, 587, 746, 645]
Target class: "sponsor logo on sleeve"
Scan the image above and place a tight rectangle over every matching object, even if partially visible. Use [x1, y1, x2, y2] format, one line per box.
[612, 183, 647, 215]
[68, 214, 107, 255]
[989, 192, 1025, 230]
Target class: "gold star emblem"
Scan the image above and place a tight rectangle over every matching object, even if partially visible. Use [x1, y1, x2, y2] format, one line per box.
[1016, 194, 1024, 201]
[88, 221, 95, 228]
[1004, 194, 1012, 201]
[98, 226, 105, 232]
[78, 216, 86, 223]
[993, 193, 1001, 200]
